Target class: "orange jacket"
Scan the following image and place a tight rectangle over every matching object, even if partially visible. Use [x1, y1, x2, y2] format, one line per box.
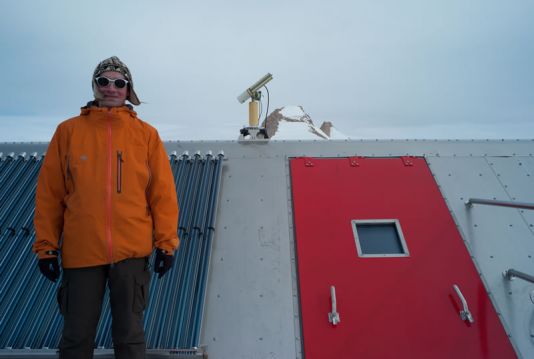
[33, 105, 179, 268]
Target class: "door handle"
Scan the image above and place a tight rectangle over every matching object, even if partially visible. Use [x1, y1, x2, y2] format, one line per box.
[453, 284, 474, 324]
[328, 286, 340, 325]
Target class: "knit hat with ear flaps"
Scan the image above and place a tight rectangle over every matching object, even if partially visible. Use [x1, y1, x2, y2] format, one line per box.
[92, 56, 141, 105]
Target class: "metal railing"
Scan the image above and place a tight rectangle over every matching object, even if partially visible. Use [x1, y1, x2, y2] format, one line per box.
[503, 269, 534, 284]
[465, 198, 534, 211]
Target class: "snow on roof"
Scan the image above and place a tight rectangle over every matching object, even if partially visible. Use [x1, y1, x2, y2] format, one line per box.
[279, 105, 306, 120]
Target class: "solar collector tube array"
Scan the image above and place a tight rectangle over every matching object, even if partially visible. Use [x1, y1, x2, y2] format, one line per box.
[0, 151, 224, 351]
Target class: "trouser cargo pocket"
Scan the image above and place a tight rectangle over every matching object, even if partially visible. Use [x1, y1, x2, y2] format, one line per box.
[57, 279, 68, 315]
[133, 269, 151, 313]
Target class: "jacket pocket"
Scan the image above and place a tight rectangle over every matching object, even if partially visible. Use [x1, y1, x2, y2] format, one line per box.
[132, 269, 151, 313]
[117, 151, 123, 193]
[57, 279, 68, 315]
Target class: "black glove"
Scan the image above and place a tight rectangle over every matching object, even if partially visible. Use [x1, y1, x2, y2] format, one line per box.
[154, 248, 174, 278]
[38, 257, 60, 282]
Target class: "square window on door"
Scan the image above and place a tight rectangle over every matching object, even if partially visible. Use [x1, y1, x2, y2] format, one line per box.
[351, 220, 410, 257]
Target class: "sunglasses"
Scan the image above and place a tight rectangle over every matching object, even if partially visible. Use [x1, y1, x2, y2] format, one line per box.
[95, 76, 129, 89]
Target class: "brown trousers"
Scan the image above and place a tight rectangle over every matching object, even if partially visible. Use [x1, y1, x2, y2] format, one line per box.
[57, 257, 151, 359]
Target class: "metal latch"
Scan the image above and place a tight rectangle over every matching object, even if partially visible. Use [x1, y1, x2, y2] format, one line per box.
[328, 286, 340, 325]
[453, 284, 474, 324]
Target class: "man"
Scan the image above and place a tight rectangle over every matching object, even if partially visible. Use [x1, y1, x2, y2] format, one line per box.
[32, 56, 179, 359]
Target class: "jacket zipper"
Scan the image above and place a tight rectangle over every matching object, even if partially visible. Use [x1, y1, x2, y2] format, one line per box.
[145, 160, 152, 216]
[117, 151, 123, 193]
[106, 113, 113, 264]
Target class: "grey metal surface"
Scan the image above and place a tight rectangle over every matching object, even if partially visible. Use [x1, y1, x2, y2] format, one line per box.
[3, 139, 534, 358]
[488, 157, 534, 244]
[2, 139, 534, 159]
[427, 156, 534, 359]
[197, 156, 297, 359]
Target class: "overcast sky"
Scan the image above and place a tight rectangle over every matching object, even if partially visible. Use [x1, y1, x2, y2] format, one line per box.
[1, 0, 533, 142]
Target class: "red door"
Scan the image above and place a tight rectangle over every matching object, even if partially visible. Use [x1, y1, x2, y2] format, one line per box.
[290, 157, 515, 359]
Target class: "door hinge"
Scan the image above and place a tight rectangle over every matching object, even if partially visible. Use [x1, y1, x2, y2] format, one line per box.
[300, 157, 315, 167]
[348, 156, 364, 167]
[401, 156, 416, 166]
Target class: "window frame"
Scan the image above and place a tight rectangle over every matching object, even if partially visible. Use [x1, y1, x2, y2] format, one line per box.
[351, 219, 410, 258]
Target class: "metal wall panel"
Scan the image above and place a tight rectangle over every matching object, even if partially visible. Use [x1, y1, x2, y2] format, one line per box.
[488, 157, 534, 235]
[2, 140, 534, 359]
[427, 156, 534, 358]
[199, 157, 298, 359]
[2, 139, 534, 160]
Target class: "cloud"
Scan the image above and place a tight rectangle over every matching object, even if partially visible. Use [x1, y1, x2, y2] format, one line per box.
[1, 0, 534, 141]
